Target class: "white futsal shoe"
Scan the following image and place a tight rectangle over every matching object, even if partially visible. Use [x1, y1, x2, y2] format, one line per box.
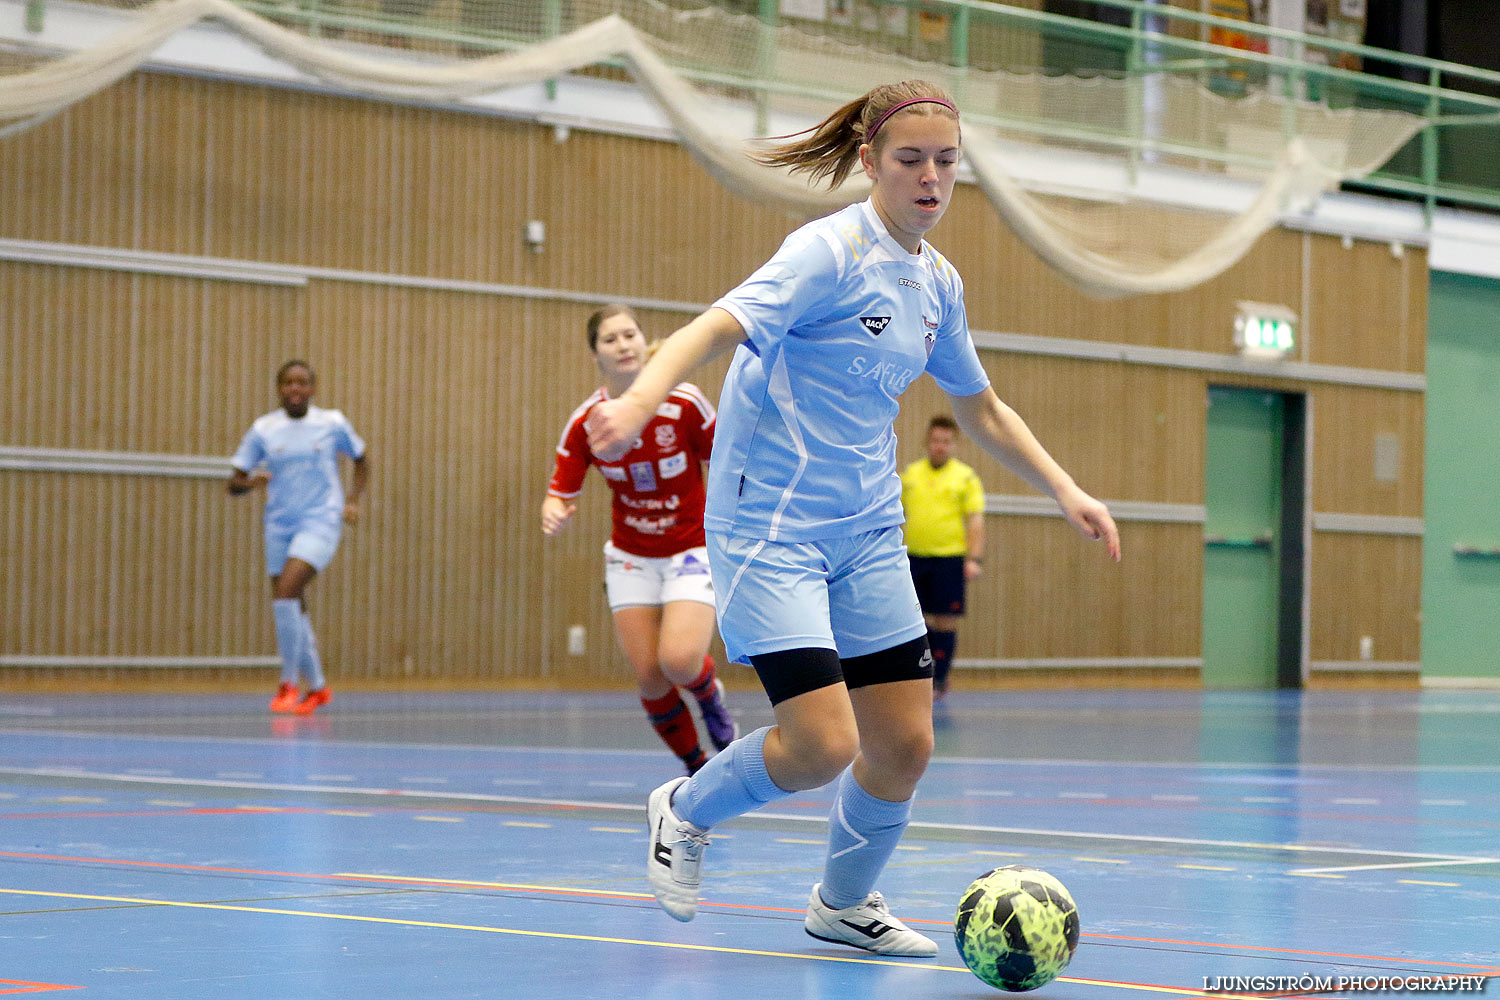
[646, 776, 711, 921]
[803, 883, 939, 957]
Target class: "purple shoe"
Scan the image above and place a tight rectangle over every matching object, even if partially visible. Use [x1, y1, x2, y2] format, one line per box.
[697, 679, 739, 751]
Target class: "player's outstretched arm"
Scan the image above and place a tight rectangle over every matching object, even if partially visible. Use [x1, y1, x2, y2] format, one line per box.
[949, 387, 1121, 562]
[540, 495, 577, 536]
[227, 467, 270, 496]
[586, 308, 745, 462]
[343, 453, 369, 524]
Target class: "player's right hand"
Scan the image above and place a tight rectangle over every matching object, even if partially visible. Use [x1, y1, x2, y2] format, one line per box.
[540, 496, 577, 536]
[586, 397, 653, 462]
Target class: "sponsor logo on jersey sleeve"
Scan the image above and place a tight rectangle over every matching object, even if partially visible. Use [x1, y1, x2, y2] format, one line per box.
[601, 464, 628, 481]
[656, 402, 682, 420]
[658, 451, 688, 479]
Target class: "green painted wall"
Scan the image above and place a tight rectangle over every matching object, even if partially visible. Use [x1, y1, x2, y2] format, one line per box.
[1423, 271, 1500, 679]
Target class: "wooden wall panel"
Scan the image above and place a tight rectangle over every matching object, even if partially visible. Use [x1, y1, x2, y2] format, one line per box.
[895, 354, 1207, 505]
[1311, 386, 1424, 517]
[0, 69, 1432, 686]
[1309, 534, 1423, 663]
[960, 520, 1199, 661]
[0, 471, 263, 656]
[0, 77, 143, 248]
[1306, 235, 1424, 373]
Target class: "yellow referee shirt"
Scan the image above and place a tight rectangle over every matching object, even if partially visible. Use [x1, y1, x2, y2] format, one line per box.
[900, 457, 985, 557]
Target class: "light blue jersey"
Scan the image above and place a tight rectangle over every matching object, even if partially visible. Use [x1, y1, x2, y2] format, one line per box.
[707, 199, 990, 542]
[230, 405, 365, 530]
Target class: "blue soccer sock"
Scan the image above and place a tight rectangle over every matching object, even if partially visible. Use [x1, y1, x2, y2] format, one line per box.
[675, 726, 791, 829]
[300, 612, 326, 691]
[272, 599, 305, 686]
[818, 765, 913, 910]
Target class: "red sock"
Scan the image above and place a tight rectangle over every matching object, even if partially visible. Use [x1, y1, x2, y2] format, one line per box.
[685, 654, 718, 704]
[641, 689, 706, 772]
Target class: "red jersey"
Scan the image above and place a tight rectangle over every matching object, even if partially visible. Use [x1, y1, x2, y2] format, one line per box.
[548, 383, 716, 558]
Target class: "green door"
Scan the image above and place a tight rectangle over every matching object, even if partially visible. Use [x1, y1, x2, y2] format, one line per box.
[1203, 387, 1284, 689]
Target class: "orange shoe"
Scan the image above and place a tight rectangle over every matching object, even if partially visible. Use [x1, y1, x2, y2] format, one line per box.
[293, 687, 331, 715]
[269, 682, 299, 713]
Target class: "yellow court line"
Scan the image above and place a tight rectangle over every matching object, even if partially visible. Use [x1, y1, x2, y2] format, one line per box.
[1177, 865, 1236, 872]
[0, 886, 1248, 995]
[1398, 879, 1460, 887]
[336, 874, 655, 897]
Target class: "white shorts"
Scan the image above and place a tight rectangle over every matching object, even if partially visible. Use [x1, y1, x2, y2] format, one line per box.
[265, 519, 342, 576]
[707, 525, 926, 665]
[603, 541, 716, 612]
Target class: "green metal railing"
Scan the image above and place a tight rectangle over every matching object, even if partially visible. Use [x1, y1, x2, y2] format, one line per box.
[22, 0, 1500, 217]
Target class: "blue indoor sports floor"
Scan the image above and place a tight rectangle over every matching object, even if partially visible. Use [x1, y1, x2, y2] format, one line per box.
[1, 687, 1496, 998]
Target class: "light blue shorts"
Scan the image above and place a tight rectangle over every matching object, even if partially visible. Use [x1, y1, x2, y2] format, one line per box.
[265, 519, 343, 576]
[707, 526, 926, 665]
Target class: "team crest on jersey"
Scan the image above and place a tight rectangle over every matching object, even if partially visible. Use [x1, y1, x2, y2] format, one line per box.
[658, 451, 688, 479]
[655, 425, 677, 450]
[923, 315, 938, 356]
[860, 315, 892, 336]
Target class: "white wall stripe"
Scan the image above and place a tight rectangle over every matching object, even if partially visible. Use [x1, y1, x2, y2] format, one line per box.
[1311, 513, 1425, 536]
[0, 655, 276, 668]
[0, 235, 1425, 392]
[956, 657, 1202, 670]
[1308, 660, 1421, 673]
[970, 329, 1425, 392]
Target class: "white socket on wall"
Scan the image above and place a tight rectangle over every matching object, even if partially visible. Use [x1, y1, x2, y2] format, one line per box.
[567, 625, 586, 656]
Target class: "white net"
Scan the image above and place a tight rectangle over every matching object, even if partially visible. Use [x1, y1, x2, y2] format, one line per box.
[0, 0, 1426, 296]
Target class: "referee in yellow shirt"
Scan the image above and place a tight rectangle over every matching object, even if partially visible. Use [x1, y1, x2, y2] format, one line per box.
[900, 415, 985, 700]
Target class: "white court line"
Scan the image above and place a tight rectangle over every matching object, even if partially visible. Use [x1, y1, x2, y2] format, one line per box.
[6, 727, 1500, 771]
[1, 765, 1491, 869]
[1290, 857, 1500, 875]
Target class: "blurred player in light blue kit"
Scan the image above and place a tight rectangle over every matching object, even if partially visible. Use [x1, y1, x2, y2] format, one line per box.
[588, 81, 1120, 956]
[229, 360, 368, 715]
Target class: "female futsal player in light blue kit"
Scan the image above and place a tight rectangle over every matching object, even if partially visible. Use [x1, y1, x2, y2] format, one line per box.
[229, 360, 368, 715]
[587, 80, 1120, 956]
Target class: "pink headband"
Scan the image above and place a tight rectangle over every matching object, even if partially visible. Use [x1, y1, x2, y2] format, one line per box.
[866, 97, 958, 144]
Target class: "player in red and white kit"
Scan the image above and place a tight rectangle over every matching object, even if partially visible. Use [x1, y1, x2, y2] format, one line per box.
[542, 305, 738, 774]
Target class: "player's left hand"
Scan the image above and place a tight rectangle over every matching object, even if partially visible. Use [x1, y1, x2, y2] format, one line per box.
[342, 500, 360, 525]
[586, 397, 654, 462]
[1058, 486, 1121, 562]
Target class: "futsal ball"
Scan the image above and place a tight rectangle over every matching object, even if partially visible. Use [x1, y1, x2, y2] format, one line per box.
[954, 866, 1080, 992]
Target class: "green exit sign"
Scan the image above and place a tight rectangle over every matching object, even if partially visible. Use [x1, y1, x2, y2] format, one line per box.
[1234, 302, 1297, 359]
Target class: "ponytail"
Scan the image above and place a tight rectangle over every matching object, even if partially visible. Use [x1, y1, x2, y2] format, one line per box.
[750, 80, 959, 189]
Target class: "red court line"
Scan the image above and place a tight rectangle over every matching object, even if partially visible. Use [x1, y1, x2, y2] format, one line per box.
[0, 807, 316, 821]
[0, 980, 81, 995]
[5, 849, 1495, 975]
